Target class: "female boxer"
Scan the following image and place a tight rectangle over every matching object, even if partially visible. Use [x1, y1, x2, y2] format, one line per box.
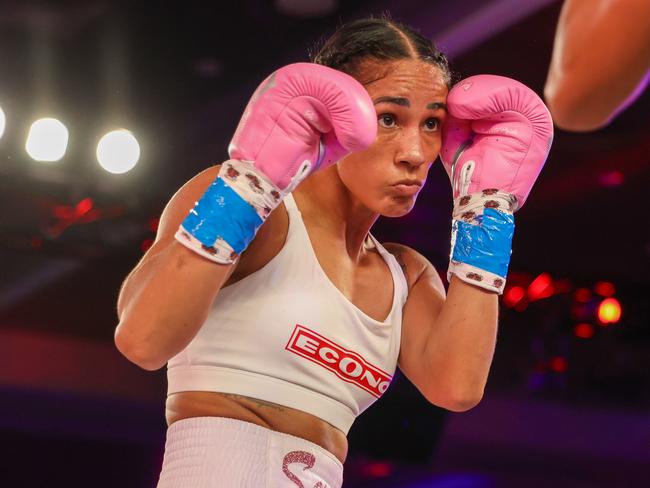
[114, 17, 552, 488]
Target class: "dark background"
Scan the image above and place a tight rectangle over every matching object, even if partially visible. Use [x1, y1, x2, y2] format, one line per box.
[0, 0, 648, 486]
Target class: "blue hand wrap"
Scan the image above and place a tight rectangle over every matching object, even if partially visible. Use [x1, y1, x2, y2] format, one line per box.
[452, 208, 515, 278]
[181, 178, 263, 254]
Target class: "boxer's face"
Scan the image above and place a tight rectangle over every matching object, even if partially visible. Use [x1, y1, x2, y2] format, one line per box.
[337, 59, 448, 217]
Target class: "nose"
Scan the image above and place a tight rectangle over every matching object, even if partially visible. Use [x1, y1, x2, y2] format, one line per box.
[395, 126, 428, 168]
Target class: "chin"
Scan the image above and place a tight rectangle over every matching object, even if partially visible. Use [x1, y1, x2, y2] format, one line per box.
[378, 196, 417, 217]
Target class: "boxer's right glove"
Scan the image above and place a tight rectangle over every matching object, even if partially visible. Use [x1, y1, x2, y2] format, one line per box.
[441, 75, 554, 294]
[175, 63, 376, 263]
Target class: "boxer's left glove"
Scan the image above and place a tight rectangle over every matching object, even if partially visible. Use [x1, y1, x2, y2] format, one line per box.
[175, 63, 376, 263]
[441, 75, 553, 294]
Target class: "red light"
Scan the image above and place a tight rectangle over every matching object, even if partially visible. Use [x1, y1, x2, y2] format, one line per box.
[574, 323, 594, 339]
[597, 298, 621, 325]
[361, 461, 393, 478]
[527, 273, 554, 301]
[594, 281, 615, 297]
[504, 286, 525, 307]
[75, 197, 94, 216]
[550, 356, 568, 373]
[574, 288, 592, 303]
[598, 170, 624, 187]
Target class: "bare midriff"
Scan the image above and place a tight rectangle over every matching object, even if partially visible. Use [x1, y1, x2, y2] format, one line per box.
[165, 391, 349, 464]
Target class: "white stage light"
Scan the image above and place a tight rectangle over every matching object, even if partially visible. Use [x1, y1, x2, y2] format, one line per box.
[25, 118, 69, 162]
[96, 129, 140, 174]
[0, 106, 5, 139]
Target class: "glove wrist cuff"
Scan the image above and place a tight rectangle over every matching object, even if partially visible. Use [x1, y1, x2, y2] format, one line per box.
[452, 189, 516, 222]
[219, 160, 286, 220]
[447, 262, 506, 294]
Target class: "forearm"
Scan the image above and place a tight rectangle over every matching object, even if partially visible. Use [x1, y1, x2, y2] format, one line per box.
[419, 73, 548, 409]
[115, 240, 234, 370]
[424, 275, 498, 406]
[544, 0, 650, 131]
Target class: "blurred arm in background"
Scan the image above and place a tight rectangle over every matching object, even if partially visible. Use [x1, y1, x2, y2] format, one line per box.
[544, 0, 650, 132]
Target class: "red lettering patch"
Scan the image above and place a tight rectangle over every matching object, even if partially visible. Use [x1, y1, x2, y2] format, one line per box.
[285, 325, 392, 398]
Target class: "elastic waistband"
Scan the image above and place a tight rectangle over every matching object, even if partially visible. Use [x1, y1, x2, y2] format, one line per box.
[168, 416, 343, 470]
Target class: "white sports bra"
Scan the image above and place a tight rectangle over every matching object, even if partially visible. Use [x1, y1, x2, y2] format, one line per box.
[167, 193, 408, 434]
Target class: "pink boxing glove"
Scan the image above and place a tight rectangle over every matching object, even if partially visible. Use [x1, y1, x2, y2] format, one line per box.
[175, 63, 376, 264]
[441, 74, 553, 211]
[440, 75, 553, 294]
[229, 62, 377, 192]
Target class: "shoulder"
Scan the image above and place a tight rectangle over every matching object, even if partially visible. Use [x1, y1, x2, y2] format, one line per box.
[381, 242, 446, 297]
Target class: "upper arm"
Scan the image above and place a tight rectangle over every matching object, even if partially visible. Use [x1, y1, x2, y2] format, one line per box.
[383, 244, 448, 400]
[544, 0, 650, 130]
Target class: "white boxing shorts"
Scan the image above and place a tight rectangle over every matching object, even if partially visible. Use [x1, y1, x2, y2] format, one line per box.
[156, 417, 343, 488]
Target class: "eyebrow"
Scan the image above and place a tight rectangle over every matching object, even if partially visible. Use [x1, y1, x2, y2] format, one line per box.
[427, 102, 447, 111]
[373, 96, 410, 107]
[373, 96, 447, 111]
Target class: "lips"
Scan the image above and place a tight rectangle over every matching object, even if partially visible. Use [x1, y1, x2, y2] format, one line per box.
[393, 179, 423, 187]
[391, 180, 422, 196]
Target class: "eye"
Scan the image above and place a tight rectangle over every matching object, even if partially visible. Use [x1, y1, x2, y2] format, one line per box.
[424, 118, 440, 132]
[378, 114, 397, 128]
